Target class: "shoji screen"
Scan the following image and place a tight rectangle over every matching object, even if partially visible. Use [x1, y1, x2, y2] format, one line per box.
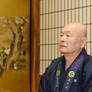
[40, 0, 92, 74]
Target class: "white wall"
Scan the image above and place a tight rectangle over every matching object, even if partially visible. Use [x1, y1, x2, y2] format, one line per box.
[40, 0, 92, 74]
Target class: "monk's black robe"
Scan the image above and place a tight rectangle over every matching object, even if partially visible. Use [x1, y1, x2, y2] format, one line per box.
[39, 54, 92, 92]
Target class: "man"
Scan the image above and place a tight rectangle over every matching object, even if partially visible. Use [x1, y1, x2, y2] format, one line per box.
[39, 23, 92, 92]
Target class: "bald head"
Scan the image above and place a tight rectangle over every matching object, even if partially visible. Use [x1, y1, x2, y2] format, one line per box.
[59, 23, 87, 55]
[63, 23, 87, 37]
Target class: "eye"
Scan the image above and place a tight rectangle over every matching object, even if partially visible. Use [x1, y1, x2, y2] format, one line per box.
[66, 34, 71, 37]
[60, 34, 64, 37]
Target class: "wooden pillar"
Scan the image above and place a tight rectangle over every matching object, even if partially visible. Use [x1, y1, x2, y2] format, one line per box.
[30, 0, 40, 92]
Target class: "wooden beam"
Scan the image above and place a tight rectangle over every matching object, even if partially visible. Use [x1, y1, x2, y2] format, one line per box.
[30, 0, 40, 92]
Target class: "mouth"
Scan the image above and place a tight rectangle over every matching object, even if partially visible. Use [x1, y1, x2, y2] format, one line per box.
[59, 45, 66, 48]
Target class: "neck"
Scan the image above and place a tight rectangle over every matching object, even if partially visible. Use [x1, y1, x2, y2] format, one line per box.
[64, 49, 82, 70]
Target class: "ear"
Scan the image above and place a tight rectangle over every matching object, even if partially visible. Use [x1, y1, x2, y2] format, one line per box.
[81, 37, 87, 48]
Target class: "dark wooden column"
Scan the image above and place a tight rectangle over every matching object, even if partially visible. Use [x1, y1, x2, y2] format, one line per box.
[30, 0, 40, 92]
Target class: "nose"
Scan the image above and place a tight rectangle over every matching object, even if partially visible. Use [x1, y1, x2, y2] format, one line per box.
[60, 35, 67, 41]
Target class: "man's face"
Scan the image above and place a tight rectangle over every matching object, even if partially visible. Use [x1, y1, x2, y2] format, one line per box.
[59, 24, 85, 54]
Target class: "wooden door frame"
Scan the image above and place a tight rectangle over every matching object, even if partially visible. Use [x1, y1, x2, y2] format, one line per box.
[30, 0, 40, 92]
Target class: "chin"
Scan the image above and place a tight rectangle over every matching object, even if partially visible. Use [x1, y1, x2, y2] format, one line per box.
[59, 49, 68, 54]
[61, 52, 69, 54]
[59, 49, 71, 54]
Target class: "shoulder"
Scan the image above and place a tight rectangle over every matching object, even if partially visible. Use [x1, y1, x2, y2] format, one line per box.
[49, 56, 63, 68]
[83, 55, 92, 71]
[81, 55, 92, 80]
[42, 56, 63, 76]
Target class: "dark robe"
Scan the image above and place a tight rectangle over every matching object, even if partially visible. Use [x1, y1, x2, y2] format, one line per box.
[39, 55, 92, 92]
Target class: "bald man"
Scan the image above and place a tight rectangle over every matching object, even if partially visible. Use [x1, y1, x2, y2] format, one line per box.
[39, 23, 92, 92]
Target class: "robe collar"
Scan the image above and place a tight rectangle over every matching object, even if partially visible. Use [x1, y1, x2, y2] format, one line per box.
[55, 48, 87, 92]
